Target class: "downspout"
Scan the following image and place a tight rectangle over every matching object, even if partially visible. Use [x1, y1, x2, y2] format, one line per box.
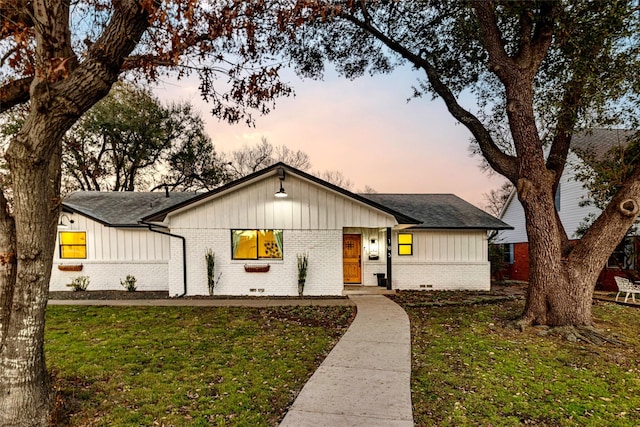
[386, 227, 392, 290]
[142, 221, 187, 297]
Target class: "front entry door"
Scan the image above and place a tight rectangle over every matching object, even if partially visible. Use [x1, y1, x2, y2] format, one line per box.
[343, 234, 362, 284]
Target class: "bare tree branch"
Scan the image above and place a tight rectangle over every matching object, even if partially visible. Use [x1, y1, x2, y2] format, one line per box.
[339, 10, 518, 181]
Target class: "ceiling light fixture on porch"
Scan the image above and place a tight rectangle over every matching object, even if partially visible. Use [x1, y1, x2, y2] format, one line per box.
[275, 167, 287, 198]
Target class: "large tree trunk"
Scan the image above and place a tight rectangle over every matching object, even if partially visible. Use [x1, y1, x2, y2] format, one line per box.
[0, 122, 62, 425]
[520, 190, 595, 326]
[326, 1, 640, 328]
[0, 1, 152, 424]
[516, 168, 640, 327]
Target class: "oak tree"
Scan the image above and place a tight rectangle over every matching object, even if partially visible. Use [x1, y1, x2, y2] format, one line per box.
[277, 1, 640, 327]
[0, 1, 289, 425]
[62, 81, 228, 192]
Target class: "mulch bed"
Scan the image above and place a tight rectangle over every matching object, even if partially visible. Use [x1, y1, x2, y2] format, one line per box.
[49, 290, 171, 300]
[48, 290, 348, 300]
[49, 283, 528, 301]
[388, 283, 527, 307]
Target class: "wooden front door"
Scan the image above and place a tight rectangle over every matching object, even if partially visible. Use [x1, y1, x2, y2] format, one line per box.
[343, 234, 362, 284]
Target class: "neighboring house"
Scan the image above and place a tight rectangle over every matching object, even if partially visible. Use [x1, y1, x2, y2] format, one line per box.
[497, 129, 638, 290]
[52, 163, 511, 296]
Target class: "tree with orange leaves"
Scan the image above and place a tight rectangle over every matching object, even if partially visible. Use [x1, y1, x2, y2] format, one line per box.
[0, 1, 289, 425]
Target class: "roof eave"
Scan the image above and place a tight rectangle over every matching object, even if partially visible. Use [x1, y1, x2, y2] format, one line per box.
[408, 225, 514, 230]
[143, 162, 423, 225]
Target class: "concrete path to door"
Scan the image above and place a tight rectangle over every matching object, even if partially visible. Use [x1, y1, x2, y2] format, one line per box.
[279, 294, 414, 427]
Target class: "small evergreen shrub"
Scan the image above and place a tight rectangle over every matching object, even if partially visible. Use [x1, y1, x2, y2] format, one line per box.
[205, 248, 222, 295]
[66, 276, 90, 292]
[297, 253, 309, 296]
[120, 275, 137, 292]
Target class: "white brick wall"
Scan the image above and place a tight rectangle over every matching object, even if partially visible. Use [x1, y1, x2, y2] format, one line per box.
[363, 262, 387, 287]
[169, 228, 343, 296]
[49, 216, 172, 292]
[51, 260, 169, 291]
[391, 262, 490, 291]
[51, 227, 491, 295]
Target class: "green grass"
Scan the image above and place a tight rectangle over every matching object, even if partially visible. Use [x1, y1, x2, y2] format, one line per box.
[45, 305, 355, 426]
[394, 296, 640, 426]
[47, 295, 640, 426]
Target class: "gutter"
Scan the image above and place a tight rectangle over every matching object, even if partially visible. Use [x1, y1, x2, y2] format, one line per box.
[141, 221, 187, 297]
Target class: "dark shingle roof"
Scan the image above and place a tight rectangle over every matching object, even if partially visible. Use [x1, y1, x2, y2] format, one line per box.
[63, 191, 198, 227]
[571, 129, 638, 161]
[143, 162, 422, 225]
[360, 194, 512, 230]
[63, 167, 511, 231]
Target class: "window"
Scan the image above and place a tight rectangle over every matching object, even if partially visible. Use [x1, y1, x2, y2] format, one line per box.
[232, 230, 283, 260]
[59, 231, 87, 259]
[398, 233, 413, 256]
[607, 238, 634, 269]
[500, 243, 514, 264]
[554, 184, 561, 211]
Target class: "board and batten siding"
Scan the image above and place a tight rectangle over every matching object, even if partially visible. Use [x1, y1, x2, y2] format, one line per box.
[406, 230, 487, 263]
[393, 230, 490, 291]
[53, 213, 170, 261]
[170, 174, 398, 230]
[166, 175, 399, 296]
[50, 213, 171, 292]
[498, 153, 601, 244]
[349, 227, 490, 290]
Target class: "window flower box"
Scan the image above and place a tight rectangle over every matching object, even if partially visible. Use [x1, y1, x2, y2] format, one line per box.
[58, 264, 83, 272]
[244, 264, 270, 273]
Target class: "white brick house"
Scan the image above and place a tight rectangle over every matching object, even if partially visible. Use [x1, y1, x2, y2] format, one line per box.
[51, 192, 196, 291]
[51, 163, 511, 296]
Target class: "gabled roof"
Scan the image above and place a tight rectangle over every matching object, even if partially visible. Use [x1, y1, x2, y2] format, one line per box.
[499, 128, 639, 220]
[142, 162, 422, 225]
[570, 128, 638, 163]
[62, 191, 198, 227]
[362, 194, 513, 230]
[63, 164, 510, 231]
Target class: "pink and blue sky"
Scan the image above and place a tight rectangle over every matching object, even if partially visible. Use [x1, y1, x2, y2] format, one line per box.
[155, 65, 506, 209]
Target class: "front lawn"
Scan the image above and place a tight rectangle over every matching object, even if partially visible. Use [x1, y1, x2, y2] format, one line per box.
[391, 292, 640, 426]
[46, 305, 355, 426]
[47, 293, 640, 426]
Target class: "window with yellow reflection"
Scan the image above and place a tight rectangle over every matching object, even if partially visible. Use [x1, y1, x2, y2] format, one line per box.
[231, 230, 283, 260]
[398, 233, 413, 256]
[59, 231, 87, 259]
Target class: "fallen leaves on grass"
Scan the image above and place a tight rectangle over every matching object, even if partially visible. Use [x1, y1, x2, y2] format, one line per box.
[46, 305, 355, 426]
[394, 293, 640, 426]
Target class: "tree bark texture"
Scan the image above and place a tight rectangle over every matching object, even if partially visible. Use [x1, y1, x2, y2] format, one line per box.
[0, 1, 152, 425]
[520, 183, 596, 326]
[0, 131, 61, 426]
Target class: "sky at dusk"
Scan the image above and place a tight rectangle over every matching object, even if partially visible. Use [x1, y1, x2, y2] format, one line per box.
[154, 65, 507, 210]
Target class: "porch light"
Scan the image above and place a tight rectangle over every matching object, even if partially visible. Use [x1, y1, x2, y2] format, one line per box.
[57, 214, 74, 229]
[274, 167, 287, 198]
[369, 238, 379, 260]
[275, 182, 288, 198]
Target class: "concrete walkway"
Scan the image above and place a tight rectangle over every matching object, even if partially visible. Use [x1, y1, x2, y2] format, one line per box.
[280, 295, 414, 427]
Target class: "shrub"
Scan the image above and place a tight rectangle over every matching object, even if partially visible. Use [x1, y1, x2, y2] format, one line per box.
[120, 275, 137, 292]
[205, 248, 222, 295]
[297, 253, 309, 296]
[206, 249, 215, 295]
[66, 276, 90, 292]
